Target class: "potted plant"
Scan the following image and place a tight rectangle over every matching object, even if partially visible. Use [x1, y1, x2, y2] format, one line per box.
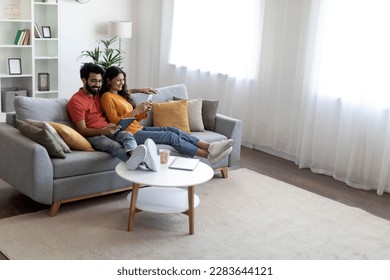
[78, 37, 124, 70]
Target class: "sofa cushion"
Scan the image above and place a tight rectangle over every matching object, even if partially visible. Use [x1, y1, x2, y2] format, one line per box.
[16, 120, 66, 159]
[152, 100, 191, 133]
[14, 96, 72, 126]
[24, 119, 71, 153]
[51, 150, 121, 179]
[49, 122, 94, 151]
[191, 130, 228, 143]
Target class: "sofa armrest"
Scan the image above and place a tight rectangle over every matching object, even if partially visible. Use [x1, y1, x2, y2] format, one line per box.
[0, 123, 53, 205]
[214, 114, 242, 166]
[6, 112, 16, 127]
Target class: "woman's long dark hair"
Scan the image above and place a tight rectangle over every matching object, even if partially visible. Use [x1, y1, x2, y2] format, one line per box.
[100, 66, 136, 107]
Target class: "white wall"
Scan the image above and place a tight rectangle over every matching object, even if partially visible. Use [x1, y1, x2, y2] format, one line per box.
[60, 0, 132, 99]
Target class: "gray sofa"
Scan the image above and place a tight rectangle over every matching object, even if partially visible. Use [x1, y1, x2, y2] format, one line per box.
[0, 84, 242, 216]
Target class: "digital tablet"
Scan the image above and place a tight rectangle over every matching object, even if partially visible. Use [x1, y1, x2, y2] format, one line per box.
[117, 117, 136, 131]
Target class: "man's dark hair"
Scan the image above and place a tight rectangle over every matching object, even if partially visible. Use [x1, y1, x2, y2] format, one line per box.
[80, 63, 105, 80]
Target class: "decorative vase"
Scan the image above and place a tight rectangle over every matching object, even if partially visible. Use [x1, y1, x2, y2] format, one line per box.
[5, 4, 20, 20]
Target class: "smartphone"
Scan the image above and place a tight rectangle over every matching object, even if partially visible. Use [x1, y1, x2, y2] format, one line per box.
[146, 94, 153, 102]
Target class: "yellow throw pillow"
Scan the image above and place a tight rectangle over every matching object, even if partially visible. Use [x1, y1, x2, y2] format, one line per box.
[48, 122, 94, 151]
[152, 100, 191, 133]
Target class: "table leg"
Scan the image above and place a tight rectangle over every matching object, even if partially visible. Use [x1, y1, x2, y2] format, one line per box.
[128, 183, 140, 231]
[188, 186, 195, 235]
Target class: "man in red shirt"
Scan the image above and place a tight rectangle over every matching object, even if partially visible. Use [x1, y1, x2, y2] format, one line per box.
[67, 63, 154, 169]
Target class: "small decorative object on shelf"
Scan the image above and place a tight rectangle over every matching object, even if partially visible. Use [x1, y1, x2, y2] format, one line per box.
[4, 4, 19, 20]
[38, 73, 50, 91]
[8, 58, 22, 75]
[42, 26, 52, 38]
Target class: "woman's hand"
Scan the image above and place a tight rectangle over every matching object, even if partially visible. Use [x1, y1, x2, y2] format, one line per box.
[134, 102, 151, 115]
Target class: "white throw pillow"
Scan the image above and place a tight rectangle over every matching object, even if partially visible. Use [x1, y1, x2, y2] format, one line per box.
[187, 99, 205, 132]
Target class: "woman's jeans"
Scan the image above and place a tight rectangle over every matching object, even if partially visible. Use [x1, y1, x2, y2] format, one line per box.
[134, 126, 199, 157]
[87, 130, 137, 162]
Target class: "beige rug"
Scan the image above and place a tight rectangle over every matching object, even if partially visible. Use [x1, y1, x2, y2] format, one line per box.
[0, 168, 390, 260]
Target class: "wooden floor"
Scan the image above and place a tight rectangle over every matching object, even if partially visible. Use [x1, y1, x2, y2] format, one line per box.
[1, 146, 390, 260]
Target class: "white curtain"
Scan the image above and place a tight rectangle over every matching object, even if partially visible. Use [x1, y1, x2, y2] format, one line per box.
[297, 0, 390, 195]
[131, 0, 390, 195]
[156, 0, 264, 144]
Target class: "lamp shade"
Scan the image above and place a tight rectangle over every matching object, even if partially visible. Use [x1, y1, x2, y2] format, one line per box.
[108, 21, 132, 38]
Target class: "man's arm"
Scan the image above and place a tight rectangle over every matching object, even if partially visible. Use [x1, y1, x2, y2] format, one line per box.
[73, 120, 119, 137]
[128, 88, 157, 94]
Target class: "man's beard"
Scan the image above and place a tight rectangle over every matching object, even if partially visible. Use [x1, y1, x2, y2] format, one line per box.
[86, 84, 100, 95]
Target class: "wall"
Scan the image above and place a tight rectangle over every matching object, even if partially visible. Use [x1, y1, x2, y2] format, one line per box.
[60, 0, 132, 99]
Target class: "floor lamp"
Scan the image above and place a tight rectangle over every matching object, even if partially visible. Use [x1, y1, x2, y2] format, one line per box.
[108, 21, 132, 66]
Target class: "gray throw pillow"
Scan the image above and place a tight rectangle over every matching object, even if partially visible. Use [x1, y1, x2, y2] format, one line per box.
[25, 119, 72, 153]
[202, 100, 219, 131]
[16, 120, 66, 159]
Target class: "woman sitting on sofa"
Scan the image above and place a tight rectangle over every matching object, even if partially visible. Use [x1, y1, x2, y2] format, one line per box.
[99, 66, 233, 166]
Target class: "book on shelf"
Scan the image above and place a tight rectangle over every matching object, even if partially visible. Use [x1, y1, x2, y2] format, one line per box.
[13, 29, 31, 45]
[34, 22, 42, 38]
[17, 30, 26, 45]
[22, 29, 30, 45]
[14, 29, 23, 45]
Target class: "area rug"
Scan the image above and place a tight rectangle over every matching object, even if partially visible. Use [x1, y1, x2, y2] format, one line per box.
[0, 168, 390, 260]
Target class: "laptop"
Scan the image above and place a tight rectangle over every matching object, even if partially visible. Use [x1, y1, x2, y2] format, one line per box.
[169, 157, 200, 171]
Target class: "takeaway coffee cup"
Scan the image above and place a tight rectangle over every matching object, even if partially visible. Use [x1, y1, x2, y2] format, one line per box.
[159, 149, 170, 164]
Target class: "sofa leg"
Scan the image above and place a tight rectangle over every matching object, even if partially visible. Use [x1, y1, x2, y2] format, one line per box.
[214, 167, 228, 178]
[49, 201, 61, 217]
[220, 167, 228, 178]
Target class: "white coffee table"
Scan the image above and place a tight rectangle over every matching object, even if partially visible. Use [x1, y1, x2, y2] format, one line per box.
[115, 156, 214, 234]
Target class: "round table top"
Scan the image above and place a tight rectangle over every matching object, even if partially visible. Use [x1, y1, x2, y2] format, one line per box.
[115, 156, 214, 187]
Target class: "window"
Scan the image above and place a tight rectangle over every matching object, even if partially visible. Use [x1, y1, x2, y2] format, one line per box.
[315, 0, 390, 108]
[169, 0, 261, 79]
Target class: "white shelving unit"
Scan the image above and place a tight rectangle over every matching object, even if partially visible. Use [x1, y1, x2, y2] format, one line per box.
[0, 0, 60, 121]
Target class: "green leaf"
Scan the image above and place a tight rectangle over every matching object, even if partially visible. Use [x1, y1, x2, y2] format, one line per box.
[78, 37, 124, 70]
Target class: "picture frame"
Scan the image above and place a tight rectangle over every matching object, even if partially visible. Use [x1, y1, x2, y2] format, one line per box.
[8, 58, 22, 75]
[41, 26, 51, 38]
[38, 73, 50, 91]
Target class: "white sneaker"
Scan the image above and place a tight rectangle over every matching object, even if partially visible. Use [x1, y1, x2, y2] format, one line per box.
[208, 139, 233, 160]
[144, 138, 161, 171]
[208, 146, 233, 164]
[125, 145, 147, 170]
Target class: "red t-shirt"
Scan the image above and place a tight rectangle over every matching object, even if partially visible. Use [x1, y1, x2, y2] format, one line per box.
[67, 88, 108, 129]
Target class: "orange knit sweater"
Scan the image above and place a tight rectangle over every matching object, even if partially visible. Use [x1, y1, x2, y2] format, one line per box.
[100, 92, 147, 135]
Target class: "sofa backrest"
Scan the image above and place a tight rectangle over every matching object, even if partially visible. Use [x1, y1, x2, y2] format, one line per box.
[14, 96, 73, 127]
[131, 84, 189, 126]
[11, 84, 188, 128]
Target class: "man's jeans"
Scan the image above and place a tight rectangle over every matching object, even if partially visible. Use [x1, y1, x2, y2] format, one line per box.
[87, 131, 137, 162]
